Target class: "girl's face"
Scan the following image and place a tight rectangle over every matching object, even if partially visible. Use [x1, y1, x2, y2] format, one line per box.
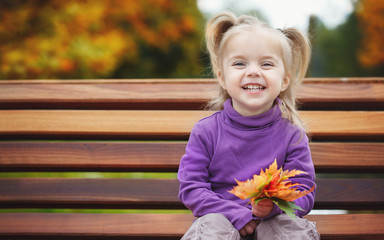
[218, 29, 289, 117]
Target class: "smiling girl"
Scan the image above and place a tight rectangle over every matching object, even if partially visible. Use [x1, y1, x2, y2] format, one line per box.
[178, 11, 319, 239]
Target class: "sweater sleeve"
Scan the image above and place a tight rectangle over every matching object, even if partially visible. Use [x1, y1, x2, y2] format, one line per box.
[177, 122, 253, 230]
[284, 130, 316, 217]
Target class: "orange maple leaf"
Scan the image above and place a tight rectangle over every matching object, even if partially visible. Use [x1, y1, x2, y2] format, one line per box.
[229, 159, 315, 218]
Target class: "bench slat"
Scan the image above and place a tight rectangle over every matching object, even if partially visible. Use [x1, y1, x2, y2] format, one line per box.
[297, 83, 384, 110]
[1, 110, 383, 140]
[0, 213, 383, 239]
[2, 77, 383, 83]
[1, 178, 383, 210]
[0, 78, 383, 110]
[1, 142, 383, 173]
[0, 142, 185, 172]
[0, 178, 182, 209]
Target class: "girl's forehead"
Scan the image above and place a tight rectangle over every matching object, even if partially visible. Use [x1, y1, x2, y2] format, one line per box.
[230, 30, 272, 44]
[223, 29, 284, 58]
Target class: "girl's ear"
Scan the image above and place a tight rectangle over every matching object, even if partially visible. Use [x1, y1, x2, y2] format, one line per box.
[281, 75, 290, 92]
[217, 70, 227, 90]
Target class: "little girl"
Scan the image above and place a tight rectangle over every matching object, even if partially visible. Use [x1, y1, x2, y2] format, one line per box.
[178, 11, 319, 240]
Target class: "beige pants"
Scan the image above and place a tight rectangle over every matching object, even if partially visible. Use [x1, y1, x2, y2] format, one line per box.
[181, 213, 320, 240]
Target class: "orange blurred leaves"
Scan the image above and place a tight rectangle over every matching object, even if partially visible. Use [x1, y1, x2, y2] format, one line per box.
[0, 0, 201, 79]
[356, 0, 384, 68]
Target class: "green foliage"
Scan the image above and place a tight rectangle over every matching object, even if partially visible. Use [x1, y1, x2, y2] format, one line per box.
[270, 198, 303, 219]
[309, 9, 384, 77]
[310, 14, 362, 77]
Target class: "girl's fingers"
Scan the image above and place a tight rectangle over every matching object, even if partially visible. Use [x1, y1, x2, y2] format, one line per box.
[239, 228, 246, 237]
[257, 198, 273, 205]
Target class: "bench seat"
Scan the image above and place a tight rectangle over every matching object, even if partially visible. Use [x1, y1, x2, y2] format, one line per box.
[0, 213, 383, 240]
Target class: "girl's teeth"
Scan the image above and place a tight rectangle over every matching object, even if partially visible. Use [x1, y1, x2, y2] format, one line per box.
[243, 85, 265, 91]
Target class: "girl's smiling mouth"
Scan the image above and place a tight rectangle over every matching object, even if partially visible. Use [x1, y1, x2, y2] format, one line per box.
[242, 84, 266, 92]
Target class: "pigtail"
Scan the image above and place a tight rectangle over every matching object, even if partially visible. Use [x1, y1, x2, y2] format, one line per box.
[205, 12, 237, 77]
[205, 12, 237, 110]
[278, 28, 311, 132]
[282, 28, 311, 86]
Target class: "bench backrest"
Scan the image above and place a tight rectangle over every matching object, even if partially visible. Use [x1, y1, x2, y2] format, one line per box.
[0, 78, 383, 239]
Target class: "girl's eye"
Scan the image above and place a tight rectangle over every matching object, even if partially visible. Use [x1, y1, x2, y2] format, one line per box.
[262, 62, 273, 67]
[233, 62, 245, 66]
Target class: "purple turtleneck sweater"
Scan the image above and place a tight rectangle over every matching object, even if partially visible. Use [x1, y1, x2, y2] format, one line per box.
[177, 98, 316, 230]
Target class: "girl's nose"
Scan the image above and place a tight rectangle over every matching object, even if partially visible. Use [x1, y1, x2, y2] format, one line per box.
[247, 66, 261, 77]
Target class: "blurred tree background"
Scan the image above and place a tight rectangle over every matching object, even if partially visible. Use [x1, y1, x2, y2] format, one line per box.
[0, 0, 205, 79]
[310, 0, 384, 77]
[0, 0, 382, 80]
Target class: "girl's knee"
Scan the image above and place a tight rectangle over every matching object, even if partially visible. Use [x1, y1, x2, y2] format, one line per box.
[182, 213, 241, 240]
[257, 214, 320, 240]
[202, 213, 233, 227]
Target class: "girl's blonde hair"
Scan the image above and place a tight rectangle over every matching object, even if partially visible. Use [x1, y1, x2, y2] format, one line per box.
[205, 11, 311, 131]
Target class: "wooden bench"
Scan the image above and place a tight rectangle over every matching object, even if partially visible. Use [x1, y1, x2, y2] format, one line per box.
[0, 78, 383, 239]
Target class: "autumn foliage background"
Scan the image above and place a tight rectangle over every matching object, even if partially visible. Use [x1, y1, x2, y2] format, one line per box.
[0, 0, 383, 80]
[0, 0, 205, 79]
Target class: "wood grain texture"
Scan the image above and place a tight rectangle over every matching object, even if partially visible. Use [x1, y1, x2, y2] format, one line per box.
[0, 141, 185, 172]
[1, 178, 383, 210]
[305, 214, 384, 238]
[1, 142, 383, 173]
[0, 110, 209, 139]
[1, 77, 383, 239]
[0, 178, 182, 209]
[2, 77, 383, 84]
[0, 213, 383, 239]
[0, 213, 194, 238]
[310, 142, 384, 172]
[0, 78, 383, 110]
[1, 110, 383, 140]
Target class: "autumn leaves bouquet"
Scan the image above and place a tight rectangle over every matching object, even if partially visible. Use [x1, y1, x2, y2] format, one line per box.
[229, 160, 315, 219]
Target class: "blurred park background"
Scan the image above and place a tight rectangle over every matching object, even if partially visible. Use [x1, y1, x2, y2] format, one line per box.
[0, 0, 383, 80]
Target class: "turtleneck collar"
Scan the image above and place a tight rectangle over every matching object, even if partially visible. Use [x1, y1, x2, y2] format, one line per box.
[222, 98, 282, 130]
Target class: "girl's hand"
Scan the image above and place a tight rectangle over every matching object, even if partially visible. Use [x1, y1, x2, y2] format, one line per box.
[239, 219, 259, 237]
[251, 198, 274, 218]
